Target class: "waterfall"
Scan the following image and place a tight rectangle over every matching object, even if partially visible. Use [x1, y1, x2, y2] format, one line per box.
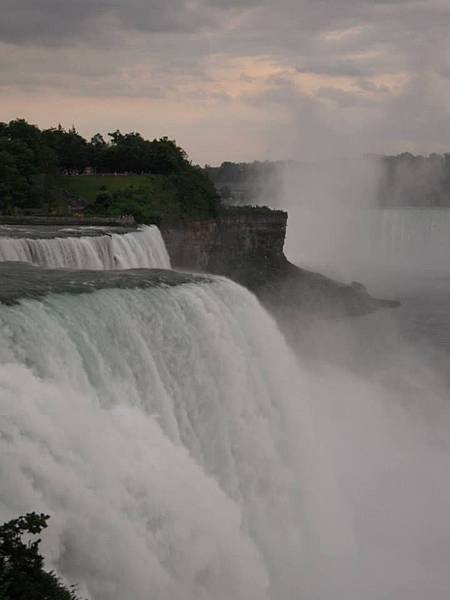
[1, 224, 447, 599]
[0, 277, 351, 600]
[286, 207, 450, 286]
[0, 225, 170, 270]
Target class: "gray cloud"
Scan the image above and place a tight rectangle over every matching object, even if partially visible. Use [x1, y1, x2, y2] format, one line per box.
[1, 0, 450, 161]
[0, 1, 109, 44]
[0, 0, 268, 45]
[0, 0, 218, 45]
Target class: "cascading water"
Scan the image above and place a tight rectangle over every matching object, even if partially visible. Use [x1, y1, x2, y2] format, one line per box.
[0, 225, 170, 270]
[287, 207, 450, 280]
[2, 217, 448, 600]
[0, 277, 352, 600]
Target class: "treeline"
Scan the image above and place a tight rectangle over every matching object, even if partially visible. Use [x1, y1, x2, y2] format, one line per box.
[205, 161, 283, 205]
[378, 153, 450, 207]
[207, 155, 450, 208]
[205, 161, 281, 185]
[0, 119, 219, 223]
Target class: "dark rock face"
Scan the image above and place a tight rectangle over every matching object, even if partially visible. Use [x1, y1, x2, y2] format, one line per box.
[161, 210, 395, 319]
[161, 211, 287, 283]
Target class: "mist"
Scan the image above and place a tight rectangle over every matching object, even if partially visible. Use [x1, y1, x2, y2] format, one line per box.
[299, 328, 450, 600]
[0, 187, 449, 599]
[253, 149, 450, 599]
[204, 136, 450, 597]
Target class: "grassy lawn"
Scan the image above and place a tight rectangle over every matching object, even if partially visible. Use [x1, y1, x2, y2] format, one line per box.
[58, 175, 148, 202]
[57, 172, 216, 224]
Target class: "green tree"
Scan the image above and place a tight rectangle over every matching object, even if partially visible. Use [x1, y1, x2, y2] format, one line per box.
[170, 166, 220, 220]
[0, 147, 27, 213]
[42, 126, 89, 174]
[0, 138, 37, 212]
[0, 513, 81, 600]
[90, 189, 113, 214]
[146, 137, 188, 176]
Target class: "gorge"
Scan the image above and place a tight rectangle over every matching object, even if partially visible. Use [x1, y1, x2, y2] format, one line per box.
[0, 212, 449, 600]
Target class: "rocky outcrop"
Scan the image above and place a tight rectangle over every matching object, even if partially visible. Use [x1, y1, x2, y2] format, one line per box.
[161, 209, 287, 283]
[161, 208, 396, 319]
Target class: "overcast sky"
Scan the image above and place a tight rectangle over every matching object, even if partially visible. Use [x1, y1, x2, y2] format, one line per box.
[1, 0, 450, 164]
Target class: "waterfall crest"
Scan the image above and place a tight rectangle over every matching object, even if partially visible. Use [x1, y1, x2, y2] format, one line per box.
[0, 225, 170, 270]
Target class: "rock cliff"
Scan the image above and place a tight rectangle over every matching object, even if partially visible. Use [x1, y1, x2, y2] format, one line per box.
[161, 209, 286, 283]
[161, 208, 395, 320]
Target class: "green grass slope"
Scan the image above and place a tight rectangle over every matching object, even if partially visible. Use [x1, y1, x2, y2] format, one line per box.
[58, 175, 147, 203]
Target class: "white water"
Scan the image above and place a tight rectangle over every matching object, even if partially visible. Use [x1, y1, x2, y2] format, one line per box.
[287, 207, 450, 286]
[0, 225, 170, 270]
[0, 279, 353, 600]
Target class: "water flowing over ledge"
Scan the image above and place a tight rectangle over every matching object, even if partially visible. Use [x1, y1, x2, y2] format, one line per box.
[0, 215, 395, 318]
[0, 262, 209, 304]
[0, 225, 170, 270]
[0, 278, 343, 600]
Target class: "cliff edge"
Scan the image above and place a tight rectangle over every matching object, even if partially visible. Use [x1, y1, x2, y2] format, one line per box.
[161, 208, 396, 320]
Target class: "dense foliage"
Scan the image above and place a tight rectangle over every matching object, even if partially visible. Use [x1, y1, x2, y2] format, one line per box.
[0, 513, 81, 600]
[0, 119, 219, 223]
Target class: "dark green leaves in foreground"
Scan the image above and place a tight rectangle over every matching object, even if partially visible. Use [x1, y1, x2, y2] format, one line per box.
[0, 513, 81, 600]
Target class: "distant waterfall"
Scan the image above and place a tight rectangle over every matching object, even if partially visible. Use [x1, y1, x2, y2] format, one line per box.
[0, 225, 170, 270]
[0, 278, 350, 600]
[286, 208, 450, 282]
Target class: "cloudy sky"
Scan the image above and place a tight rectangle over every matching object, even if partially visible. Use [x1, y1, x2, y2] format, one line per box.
[1, 0, 450, 163]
